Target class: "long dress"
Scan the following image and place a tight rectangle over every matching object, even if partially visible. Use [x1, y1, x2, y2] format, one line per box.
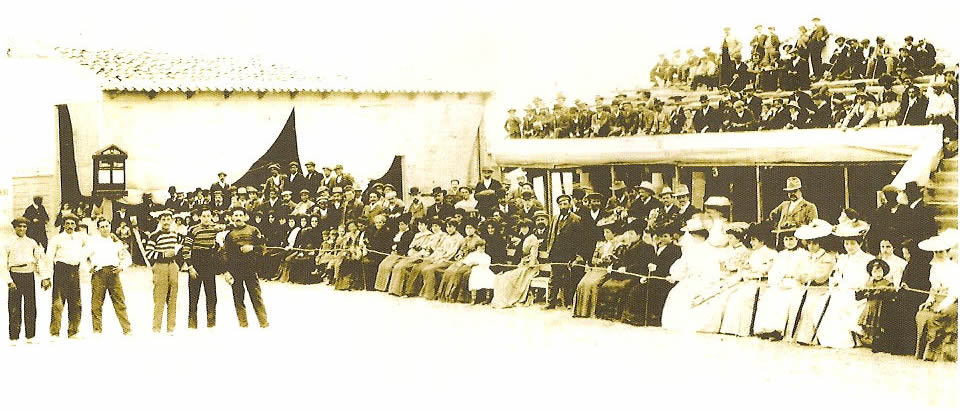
[915, 261, 958, 362]
[817, 250, 874, 349]
[376, 231, 428, 291]
[719, 245, 775, 336]
[873, 257, 931, 354]
[387, 232, 441, 296]
[595, 242, 651, 322]
[753, 247, 811, 340]
[334, 233, 365, 291]
[661, 238, 731, 333]
[856, 277, 896, 347]
[491, 234, 541, 309]
[793, 249, 837, 344]
[573, 240, 617, 318]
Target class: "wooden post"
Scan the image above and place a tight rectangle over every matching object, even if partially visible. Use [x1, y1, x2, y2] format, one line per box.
[756, 165, 763, 223]
[843, 165, 851, 209]
[545, 170, 554, 216]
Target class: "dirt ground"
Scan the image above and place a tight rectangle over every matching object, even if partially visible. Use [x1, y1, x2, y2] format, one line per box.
[0, 265, 956, 409]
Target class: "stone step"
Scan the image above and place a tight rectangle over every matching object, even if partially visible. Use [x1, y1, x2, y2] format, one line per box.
[936, 214, 958, 230]
[932, 171, 957, 185]
[928, 182, 959, 202]
[941, 157, 958, 172]
[930, 201, 958, 217]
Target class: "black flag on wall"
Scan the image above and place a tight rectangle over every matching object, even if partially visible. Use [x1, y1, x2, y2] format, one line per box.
[57, 105, 83, 205]
[233, 108, 300, 190]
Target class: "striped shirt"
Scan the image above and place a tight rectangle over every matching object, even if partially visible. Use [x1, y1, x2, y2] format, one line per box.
[183, 223, 221, 262]
[145, 230, 183, 263]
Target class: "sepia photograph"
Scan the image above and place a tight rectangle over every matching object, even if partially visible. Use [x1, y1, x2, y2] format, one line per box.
[1, 0, 957, 408]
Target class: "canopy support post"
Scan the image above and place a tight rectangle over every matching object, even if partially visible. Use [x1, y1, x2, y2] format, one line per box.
[756, 165, 762, 223]
[843, 165, 851, 209]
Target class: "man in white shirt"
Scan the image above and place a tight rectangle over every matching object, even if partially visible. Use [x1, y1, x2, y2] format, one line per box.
[87, 218, 133, 335]
[926, 83, 957, 121]
[5, 217, 49, 345]
[46, 213, 88, 339]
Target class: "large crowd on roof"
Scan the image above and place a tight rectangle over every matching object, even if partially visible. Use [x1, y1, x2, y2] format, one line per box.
[8, 160, 958, 363]
[504, 18, 958, 154]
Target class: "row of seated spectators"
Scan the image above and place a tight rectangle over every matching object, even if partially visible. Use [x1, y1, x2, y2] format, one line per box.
[505, 75, 958, 149]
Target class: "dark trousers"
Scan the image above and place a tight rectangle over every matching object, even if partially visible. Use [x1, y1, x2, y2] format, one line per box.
[8, 272, 37, 340]
[547, 263, 585, 308]
[188, 250, 218, 328]
[91, 266, 132, 334]
[50, 262, 81, 337]
[231, 269, 269, 328]
[810, 45, 825, 78]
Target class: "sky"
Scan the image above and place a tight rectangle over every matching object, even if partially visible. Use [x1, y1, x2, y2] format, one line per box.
[3, 0, 958, 107]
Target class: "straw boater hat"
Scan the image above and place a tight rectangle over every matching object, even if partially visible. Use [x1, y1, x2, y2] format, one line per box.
[673, 184, 690, 197]
[660, 186, 673, 196]
[795, 219, 833, 240]
[610, 180, 627, 191]
[636, 181, 657, 194]
[919, 235, 953, 252]
[783, 176, 802, 191]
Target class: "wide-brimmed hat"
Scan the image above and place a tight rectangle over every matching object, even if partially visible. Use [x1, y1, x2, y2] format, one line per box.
[783, 176, 802, 191]
[660, 186, 673, 196]
[681, 218, 707, 233]
[919, 235, 954, 252]
[832, 221, 869, 238]
[673, 184, 690, 197]
[795, 219, 833, 240]
[610, 180, 627, 191]
[704, 196, 731, 207]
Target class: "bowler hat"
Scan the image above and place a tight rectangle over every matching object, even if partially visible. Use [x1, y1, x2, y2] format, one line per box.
[432, 187, 446, 196]
[409, 187, 421, 196]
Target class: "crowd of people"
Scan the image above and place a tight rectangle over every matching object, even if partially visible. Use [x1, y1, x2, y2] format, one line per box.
[651, 19, 942, 90]
[504, 19, 958, 148]
[6, 161, 956, 364]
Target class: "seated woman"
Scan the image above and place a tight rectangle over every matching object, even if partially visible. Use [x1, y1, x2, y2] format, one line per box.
[873, 239, 931, 354]
[719, 224, 776, 337]
[857, 259, 897, 347]
[817, 221, 874, 349]
[915, 235, 958, 362]
[374, 218, 416, 291]
[386, 219, 436, 295]
[465, 238, 496, 304]
[437, 220, 483, 303]
[876, 238, 908, 287]
[309, 229, 335, 284]
[661, 216, 733, 333]
[793, 220, 837, 345]
[480, 221, 507, 274]
[285, 215, 322, 284]
[754, 228, 810, 341]
[388, 219, 444, 297]
[409, 218, 464, 300]
[334, 220, 367, 291]
[276, 215, 308, 283]
[492, 219, 542, 308]
[573, 226, 624, 318]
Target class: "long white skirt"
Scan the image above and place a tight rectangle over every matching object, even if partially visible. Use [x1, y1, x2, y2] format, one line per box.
[816, 289, 866, 349]
[753, 286, 807, 338]
[468, 266, 496, 291]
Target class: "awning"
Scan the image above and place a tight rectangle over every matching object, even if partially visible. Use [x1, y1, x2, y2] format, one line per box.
[489, 126, 943, 168]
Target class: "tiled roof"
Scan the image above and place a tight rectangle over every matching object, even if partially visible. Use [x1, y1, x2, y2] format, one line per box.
[55, 47, 487, 94]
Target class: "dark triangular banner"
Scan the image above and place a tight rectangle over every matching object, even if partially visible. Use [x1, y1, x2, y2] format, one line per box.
[233, 108, 300, 190]
[366, 156, 403, 197]
[57, 105, 83, 205]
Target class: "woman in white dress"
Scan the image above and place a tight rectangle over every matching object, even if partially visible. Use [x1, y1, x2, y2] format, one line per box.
[876, 238, 908, 288]
[793, 220, 837, 345]
[719, 224, 777, 336]
[754, 228, 810, 341]
[915, 235, 958, 361]
[661, 216, 731, 333]
[817, 221, 874, 349]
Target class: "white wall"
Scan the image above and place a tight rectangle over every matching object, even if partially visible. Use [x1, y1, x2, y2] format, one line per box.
[67, 91, 487, 202]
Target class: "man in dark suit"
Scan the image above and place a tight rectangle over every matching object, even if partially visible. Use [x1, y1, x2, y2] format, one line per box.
[474, 167, 503, 214]
[320, 166, 336, 190]
[23, 195, 50, 249]
[809, 92, 834, 128]
[902, 182, 938, 243]
[591, 106, 614, 137]
[545, 194, 589, 309]
[667, 97, 687, 134]
[783, 48, 811, 91]
[724, 100, 757, 131]
[693, 95, 722, 133]
[577, 192, 610, 256]
[285, 162, 305, 195]
[782, 102, 810, 129]
[628, 182, 662, 232]
[302, 161, 322, 194]
[210, 172, 230, 202]
[629, 229, 682, 326]
[898, 85, 930, 126]
[210, 190, 229, 212]
[425, 187, 455, 221]
[673, 185, 699, 228]
[808, 18, 829, 79]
